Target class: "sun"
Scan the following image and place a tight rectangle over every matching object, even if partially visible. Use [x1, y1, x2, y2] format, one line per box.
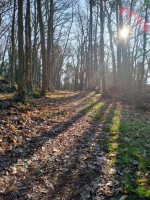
[120, 26, 130, 39]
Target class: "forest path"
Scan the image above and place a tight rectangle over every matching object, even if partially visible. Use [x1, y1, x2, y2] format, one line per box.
[0, 91, 150, 200]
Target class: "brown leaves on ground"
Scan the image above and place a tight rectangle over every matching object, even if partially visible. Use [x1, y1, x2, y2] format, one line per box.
[0, 91, 149, 199]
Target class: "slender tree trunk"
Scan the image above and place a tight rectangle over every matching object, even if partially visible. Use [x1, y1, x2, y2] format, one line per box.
[32, 0, 38, 88]
[85, 36, 89, 89]
[80, 41, 84, 91]
[116, 0, 123, 89]
[0, 13, 1, 27]
[10, 0, 16, 87]
[94, 4, 98, 90]
[37, 0, 47, 96]
[106, 10, 117, 87]
[139, 5, 148, 93]
[0, 37, 8, 75]
[89, 0, 93, 90]
[25, 0, 32, 92]
[75, 51, 79, 91]
[15, 51, 17, 83]
[50, 0, 54, 86]
[100, 0, 106, 93]
[47, 0, 54, 89]
[18, 0, 24, 97]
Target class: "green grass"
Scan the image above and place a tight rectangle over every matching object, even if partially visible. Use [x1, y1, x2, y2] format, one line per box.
[46, 93, 65, 99]
[0, 75, 4, 80]
[28, 90, 41, 98]
[96, 107, 150, 199]
[58, 110, 68, 116]
[118, 118, 150, 198]
[81, 100, 102, 115]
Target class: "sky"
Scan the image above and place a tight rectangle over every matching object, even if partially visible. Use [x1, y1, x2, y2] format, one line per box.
[80, 0, 86, 7]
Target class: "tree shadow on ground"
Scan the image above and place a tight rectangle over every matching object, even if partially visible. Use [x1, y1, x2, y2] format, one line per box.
[45, 91, 94, 104]
[0, 93, 107, 199]
[14, 100, 114, 200]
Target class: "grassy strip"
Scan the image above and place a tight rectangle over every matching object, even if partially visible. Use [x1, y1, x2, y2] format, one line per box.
[95, 106, 150, 199]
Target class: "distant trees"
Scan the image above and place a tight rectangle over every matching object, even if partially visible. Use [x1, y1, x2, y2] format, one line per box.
[0, 0, 77, 97]
[72, 0, 150, 93]
[0, 0, 150, 96]
[63, 62, 75, 90]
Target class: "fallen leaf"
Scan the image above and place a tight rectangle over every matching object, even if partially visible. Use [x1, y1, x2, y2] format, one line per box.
[60, 136, 64, 141]
[29, 164, 35, 169]
[109, 152, 118, 157]
[9, 185, 17, 191]
[87, 154, 91, 159]
[122, 189, 128, 193]
[37, 185, 49, 193]
[119, 195, 128, 200]
[11, 126, 15, 132]
[44, 180, 54, 190]
[12, 138, 17, 144]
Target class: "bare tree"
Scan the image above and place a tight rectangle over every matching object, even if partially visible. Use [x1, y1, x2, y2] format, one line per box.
[37, 0, 47, 96]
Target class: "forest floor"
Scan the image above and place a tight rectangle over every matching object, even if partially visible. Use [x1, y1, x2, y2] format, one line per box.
[0, 91, 150, 200]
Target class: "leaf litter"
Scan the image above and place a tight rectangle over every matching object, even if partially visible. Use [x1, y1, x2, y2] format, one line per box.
[0, 91, 150, 199]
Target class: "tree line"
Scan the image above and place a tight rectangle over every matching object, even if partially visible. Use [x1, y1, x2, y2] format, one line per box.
[0, 0, 150, 98]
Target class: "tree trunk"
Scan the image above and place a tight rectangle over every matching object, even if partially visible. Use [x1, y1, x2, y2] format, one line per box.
[93, 4, 98, 90]
[139, 5, 148, 93]
[89, 0, 93, 90]
[32, 0, 38, 88]
[116, 0, 123, 89]
[37, 0, 47, 96]
[18, 0, 25, 98]
[10, 0, 16, 87]
[106, 10, 117, 87]
[25, 0, 32, 92]
[100, 0, 106, 93]
[47, 0, 54, 89]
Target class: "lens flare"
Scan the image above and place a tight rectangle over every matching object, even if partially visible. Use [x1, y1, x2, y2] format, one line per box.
[120, 27, 130, 39]
[118, 7, 149, 33]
